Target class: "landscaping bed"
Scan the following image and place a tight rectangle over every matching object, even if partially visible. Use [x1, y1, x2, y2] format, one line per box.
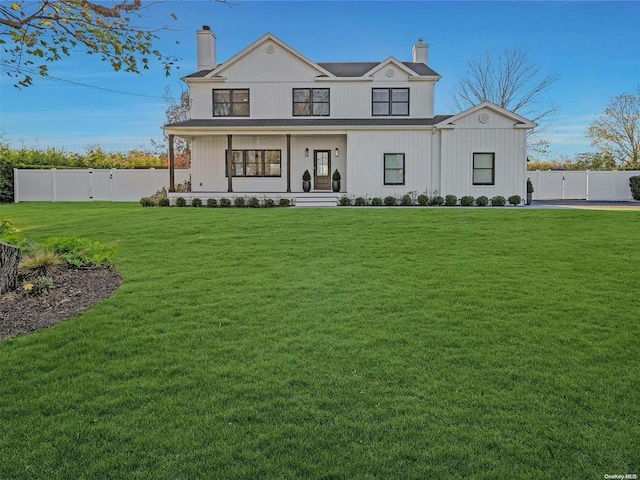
[0, 265, 122, 340]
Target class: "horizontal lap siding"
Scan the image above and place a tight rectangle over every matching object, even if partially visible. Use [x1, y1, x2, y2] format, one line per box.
[346, 130, 433, 198]
[440, 128, 527, 199]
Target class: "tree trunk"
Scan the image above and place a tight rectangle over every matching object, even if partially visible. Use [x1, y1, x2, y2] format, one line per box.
[0, 242, 21, 294]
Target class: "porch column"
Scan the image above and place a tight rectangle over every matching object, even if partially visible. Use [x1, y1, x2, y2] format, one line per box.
[168, 134, 175, 192]
[227, 134, 233, 193]
[286, 134, 291, 193]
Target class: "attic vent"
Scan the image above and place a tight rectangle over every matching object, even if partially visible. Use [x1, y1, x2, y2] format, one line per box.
[479, 113, 490, 124]
[386, 67, 396, 78]
[265, 44, 276, 54]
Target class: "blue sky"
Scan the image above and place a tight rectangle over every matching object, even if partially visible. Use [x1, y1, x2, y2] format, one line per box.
[1, 1, 638, 159]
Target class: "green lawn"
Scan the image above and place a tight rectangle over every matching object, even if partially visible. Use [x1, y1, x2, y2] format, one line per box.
[1, 203, 638, 479]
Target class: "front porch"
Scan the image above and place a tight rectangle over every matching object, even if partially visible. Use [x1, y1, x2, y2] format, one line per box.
[167, 132, 347, 197]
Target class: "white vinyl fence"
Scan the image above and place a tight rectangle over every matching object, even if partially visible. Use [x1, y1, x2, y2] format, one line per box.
[529, 170, 640, 201]
[13, 168, 191, 203]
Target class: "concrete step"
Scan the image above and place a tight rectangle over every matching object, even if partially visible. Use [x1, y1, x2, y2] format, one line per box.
[294, 195, 339, 207]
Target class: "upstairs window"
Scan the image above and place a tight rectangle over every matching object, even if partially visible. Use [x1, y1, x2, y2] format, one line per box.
[372, 88, 409, 116]
[293, 88, 330, 116]
[384, 153, 405, 185]
[473, 153, 495, 185]
[213, 89, 250, 117]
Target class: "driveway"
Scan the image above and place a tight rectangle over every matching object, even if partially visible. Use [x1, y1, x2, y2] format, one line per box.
[531, 200, 640, 210]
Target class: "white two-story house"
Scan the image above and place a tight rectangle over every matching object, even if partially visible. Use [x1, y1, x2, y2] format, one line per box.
[163, 26, 536, 204]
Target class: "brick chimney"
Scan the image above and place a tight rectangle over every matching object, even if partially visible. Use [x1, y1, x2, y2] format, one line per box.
[197, 25, 216, 71]
[412, 38, 429, 64]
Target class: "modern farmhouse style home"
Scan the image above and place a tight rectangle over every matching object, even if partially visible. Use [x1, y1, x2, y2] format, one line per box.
[163, 27, 536, 205]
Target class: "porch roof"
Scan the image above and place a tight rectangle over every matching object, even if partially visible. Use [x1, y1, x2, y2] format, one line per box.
[164, 116, 453, 129]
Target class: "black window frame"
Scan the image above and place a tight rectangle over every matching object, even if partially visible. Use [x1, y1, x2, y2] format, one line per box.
[472, 152, 495, 186]
[292, 88, 330, 116]
[383, 153, 405, 185]
[212, 89, 250, 117]
[372, 88, 410, 116]
[225, 149, 282, 177]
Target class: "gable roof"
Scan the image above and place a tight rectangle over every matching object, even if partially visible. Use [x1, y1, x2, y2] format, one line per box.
[184, 33, 441, 80]
[436, 101, 537, 129]
[205, 33, 334, 79]
[318, 61, 439, 78]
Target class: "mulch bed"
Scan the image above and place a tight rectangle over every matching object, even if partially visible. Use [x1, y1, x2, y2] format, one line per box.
[0, 266, 122, 340]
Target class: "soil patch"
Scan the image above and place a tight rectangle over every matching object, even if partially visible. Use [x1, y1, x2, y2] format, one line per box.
[0, 266, 122, 340]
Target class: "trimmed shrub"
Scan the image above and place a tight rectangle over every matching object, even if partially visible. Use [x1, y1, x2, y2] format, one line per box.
[219, 198, 231, 208]
[354, 197, 367, 206]
[630, 176, 640, 201]
[233, 197, 246, 208]
[263, 198, 276, 208]
[339, 194, 352, 206]
[371, 197, 383, 206]
[508, 195, 522, 206]
[206, 198, 218, 208]
[332, 169, 341, 181]
[475, 196, 489, 207]
[445, 195, 458, 206]
[400, 194, 413, 206]
[191, 197, 203, 207]
[384, 196, 397, 206]
[491, 196, 506, 206]
[158, 197, 170, 207]
[176, 197, 187, 207]
[417, 194, 429, 206]
[430, 195, 444, 206]
[140, 197, 154, 207]
[248, 197, 260, 208]
[460, 196, 474, 206]
[279, 198, 291, 207]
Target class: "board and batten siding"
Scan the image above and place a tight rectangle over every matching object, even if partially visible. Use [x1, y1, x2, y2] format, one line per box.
[190, 134, 347, 193]
[346, 130, 434, 198]
[439, 127, 527, 199]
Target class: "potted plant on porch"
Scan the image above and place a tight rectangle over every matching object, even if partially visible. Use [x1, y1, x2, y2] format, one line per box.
[332, 169, 341, 192]
[302, 169, 311, 192]
[527, 177, 534, 205]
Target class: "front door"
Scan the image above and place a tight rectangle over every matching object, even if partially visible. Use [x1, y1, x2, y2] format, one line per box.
[314, 150, 331, 190]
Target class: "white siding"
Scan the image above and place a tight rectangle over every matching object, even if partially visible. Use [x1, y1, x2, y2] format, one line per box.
[190, 135, 347, 193]
[440, 128, 527, 199]
[346, 130, 433, 198]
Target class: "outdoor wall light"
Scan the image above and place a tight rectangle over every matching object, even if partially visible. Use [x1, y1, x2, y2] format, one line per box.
[305, 148, 309, 157]
[335, 148, 339, 157]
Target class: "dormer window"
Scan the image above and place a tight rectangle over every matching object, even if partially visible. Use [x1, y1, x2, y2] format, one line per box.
[213, 89, 250, 117]
[372, 88, 409, 116]
[293, 88, 330, 116]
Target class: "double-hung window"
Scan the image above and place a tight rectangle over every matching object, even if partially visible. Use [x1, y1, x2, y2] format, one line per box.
[226, 150, 281, 177]
[384, 153, 405, 185]
[293, 88, 330, 116]
[372, 88, 409, 116]
[473, 153, 495, 185]
[213, 89, 250, 117]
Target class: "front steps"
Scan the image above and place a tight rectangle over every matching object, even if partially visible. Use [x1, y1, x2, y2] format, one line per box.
[294, 194, 339, 207]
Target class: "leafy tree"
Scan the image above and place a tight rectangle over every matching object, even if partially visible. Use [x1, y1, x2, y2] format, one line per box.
[0, 0, 180, 87]
[451, 47, 559, 156]
[152, 85, 191, 168]
[587, 87, 640, 169]
[572, 152, 617, 171]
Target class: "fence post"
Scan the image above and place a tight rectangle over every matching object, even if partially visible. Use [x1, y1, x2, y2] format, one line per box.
[110, 168, 115, 202]
[536, 170, 540, 200]
[88, 168, 94, 201]
[586, 170, 589, 201]
[13, 168, 19, 203]
[51, 168, 57, 202]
